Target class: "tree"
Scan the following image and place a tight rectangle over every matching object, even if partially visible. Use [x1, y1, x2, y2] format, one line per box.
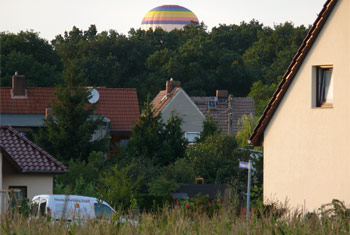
[248, 80, 277, 116]
[163, 112, 188, 165]
[236, 114, 259, 147]
[197, 113, 220, 142]
[0, 31, 63, 87]
[97, 164, 142, 209]
[54, 151, 105, 196]
[243, 22, 309, 85]
[125, 100, 167, 166]
[148, 158, 195, 194]
[186, 133, 239, 184]
[34, 67, 108, 163]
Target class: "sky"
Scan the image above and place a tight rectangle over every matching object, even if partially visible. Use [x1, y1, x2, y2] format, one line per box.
[1, 0, 326, 41]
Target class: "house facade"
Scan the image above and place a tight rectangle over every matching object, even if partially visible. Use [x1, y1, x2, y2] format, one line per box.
[151, 79, 205, 142]
[0, 125, 67, 213]
[250, 0, 350, 211]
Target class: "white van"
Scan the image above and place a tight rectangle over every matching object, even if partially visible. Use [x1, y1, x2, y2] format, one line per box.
[31, 195, 116, 221]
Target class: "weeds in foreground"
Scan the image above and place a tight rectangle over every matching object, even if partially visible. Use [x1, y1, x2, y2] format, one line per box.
[1, 199, 350, 234]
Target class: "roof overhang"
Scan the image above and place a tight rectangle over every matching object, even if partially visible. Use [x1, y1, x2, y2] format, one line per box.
[0, 114, 45, 127]
[110, 130, 132, 135]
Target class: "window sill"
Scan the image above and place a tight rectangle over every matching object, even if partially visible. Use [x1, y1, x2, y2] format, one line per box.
[313, 104, 333, 109]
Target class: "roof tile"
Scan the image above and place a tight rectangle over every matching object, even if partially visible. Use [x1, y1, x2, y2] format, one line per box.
[191, 96, 254, 135]
[151, 88, 181, 116]
[0, 125, 67, 173]
[0, 87, 140, 131]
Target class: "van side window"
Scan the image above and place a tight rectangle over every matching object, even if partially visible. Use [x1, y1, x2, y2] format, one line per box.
[94, 203, 112, 218]
[39, 200, 47, 216]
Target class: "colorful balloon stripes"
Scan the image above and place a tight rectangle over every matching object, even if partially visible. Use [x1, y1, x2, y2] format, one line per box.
[141, 5, 199, 31]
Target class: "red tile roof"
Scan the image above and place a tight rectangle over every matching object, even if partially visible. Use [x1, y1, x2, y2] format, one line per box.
[249, 0, 337, 146]
[0, 125, 68, 173]
[151, 88, 181, 116]
[0, 87, 140, 131]
[93, 88, 140, 131]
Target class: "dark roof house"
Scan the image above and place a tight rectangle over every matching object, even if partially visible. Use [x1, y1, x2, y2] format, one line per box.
[0, 125, 67, 202]
[0, 125, 67, 173]
[191, 90, 255, 135]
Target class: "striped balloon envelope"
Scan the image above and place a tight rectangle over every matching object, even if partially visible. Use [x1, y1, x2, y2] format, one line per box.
[141, 5, 199, 32]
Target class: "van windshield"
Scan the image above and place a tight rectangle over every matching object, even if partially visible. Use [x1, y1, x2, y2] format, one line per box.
[31, 199, 39, 216]
[94, 203, 113, 219]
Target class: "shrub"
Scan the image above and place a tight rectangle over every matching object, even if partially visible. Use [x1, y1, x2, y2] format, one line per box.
[182, 194, 220, 217]
[134, 194, 173, 212]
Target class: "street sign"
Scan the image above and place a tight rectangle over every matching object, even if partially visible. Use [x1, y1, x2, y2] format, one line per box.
[239, 161, 249, 169]
[239, 160, 252, 219]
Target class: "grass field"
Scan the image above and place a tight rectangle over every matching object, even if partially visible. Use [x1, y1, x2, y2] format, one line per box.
[1, 199, 350, 234]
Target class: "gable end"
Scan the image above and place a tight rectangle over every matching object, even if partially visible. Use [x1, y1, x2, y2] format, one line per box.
[249, 0, 338, 146]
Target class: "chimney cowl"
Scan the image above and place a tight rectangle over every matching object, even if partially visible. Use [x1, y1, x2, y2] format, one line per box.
[12, 73, 26, 98]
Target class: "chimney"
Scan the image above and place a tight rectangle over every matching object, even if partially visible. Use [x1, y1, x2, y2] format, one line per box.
[166, 78, 181, 94]
[195, 177, 204, 184]
[12, 72, 26, 97]
[45, 108, 52, 119]
[216, 90, 228, 99]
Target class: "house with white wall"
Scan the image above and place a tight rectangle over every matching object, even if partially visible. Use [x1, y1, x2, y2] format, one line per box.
[151, 79, 205, 142]
[0, 125, 67, 214]
[249, 0, 350, 211]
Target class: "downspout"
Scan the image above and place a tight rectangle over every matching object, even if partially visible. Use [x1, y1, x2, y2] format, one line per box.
[228, 94, 234, 136]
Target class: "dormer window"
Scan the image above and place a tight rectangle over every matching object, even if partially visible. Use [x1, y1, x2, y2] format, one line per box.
[208, 100, 216, 109]
[316, 65, 333, 107]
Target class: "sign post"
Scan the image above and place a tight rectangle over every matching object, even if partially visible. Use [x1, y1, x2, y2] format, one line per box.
[239, 160, 252, 219]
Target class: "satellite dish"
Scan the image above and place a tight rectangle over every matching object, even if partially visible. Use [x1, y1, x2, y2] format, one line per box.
[89, 89, 100, 104]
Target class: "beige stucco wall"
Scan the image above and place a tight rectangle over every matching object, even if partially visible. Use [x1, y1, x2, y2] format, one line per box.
[263, 0, 350, 212]
[161, 89, 205, 133]
[2, 174, 53, 200]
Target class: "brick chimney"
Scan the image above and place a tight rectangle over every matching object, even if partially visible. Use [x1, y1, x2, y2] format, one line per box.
[12, 72, 26, 97]
[195, 177, 204, 184]
[166, 78, 181, 94]
[45, 108, 52, 119]
[216, 90, 228, 99]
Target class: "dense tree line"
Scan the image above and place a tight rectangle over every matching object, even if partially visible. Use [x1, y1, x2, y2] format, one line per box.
[1, 21, 309, 115]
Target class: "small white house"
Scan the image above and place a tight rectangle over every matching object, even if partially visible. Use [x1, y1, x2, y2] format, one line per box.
[151, 79, 205, 142]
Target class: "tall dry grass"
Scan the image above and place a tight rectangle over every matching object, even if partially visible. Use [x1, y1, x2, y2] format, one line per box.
[1, 199, 350, 234]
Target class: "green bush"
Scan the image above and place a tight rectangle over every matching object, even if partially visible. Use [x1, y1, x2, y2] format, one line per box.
[134, 194, 173, 212]
[182, 194, 220, 217]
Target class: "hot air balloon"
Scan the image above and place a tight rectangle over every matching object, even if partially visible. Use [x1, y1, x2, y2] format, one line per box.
[141, 5, 199, 32]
